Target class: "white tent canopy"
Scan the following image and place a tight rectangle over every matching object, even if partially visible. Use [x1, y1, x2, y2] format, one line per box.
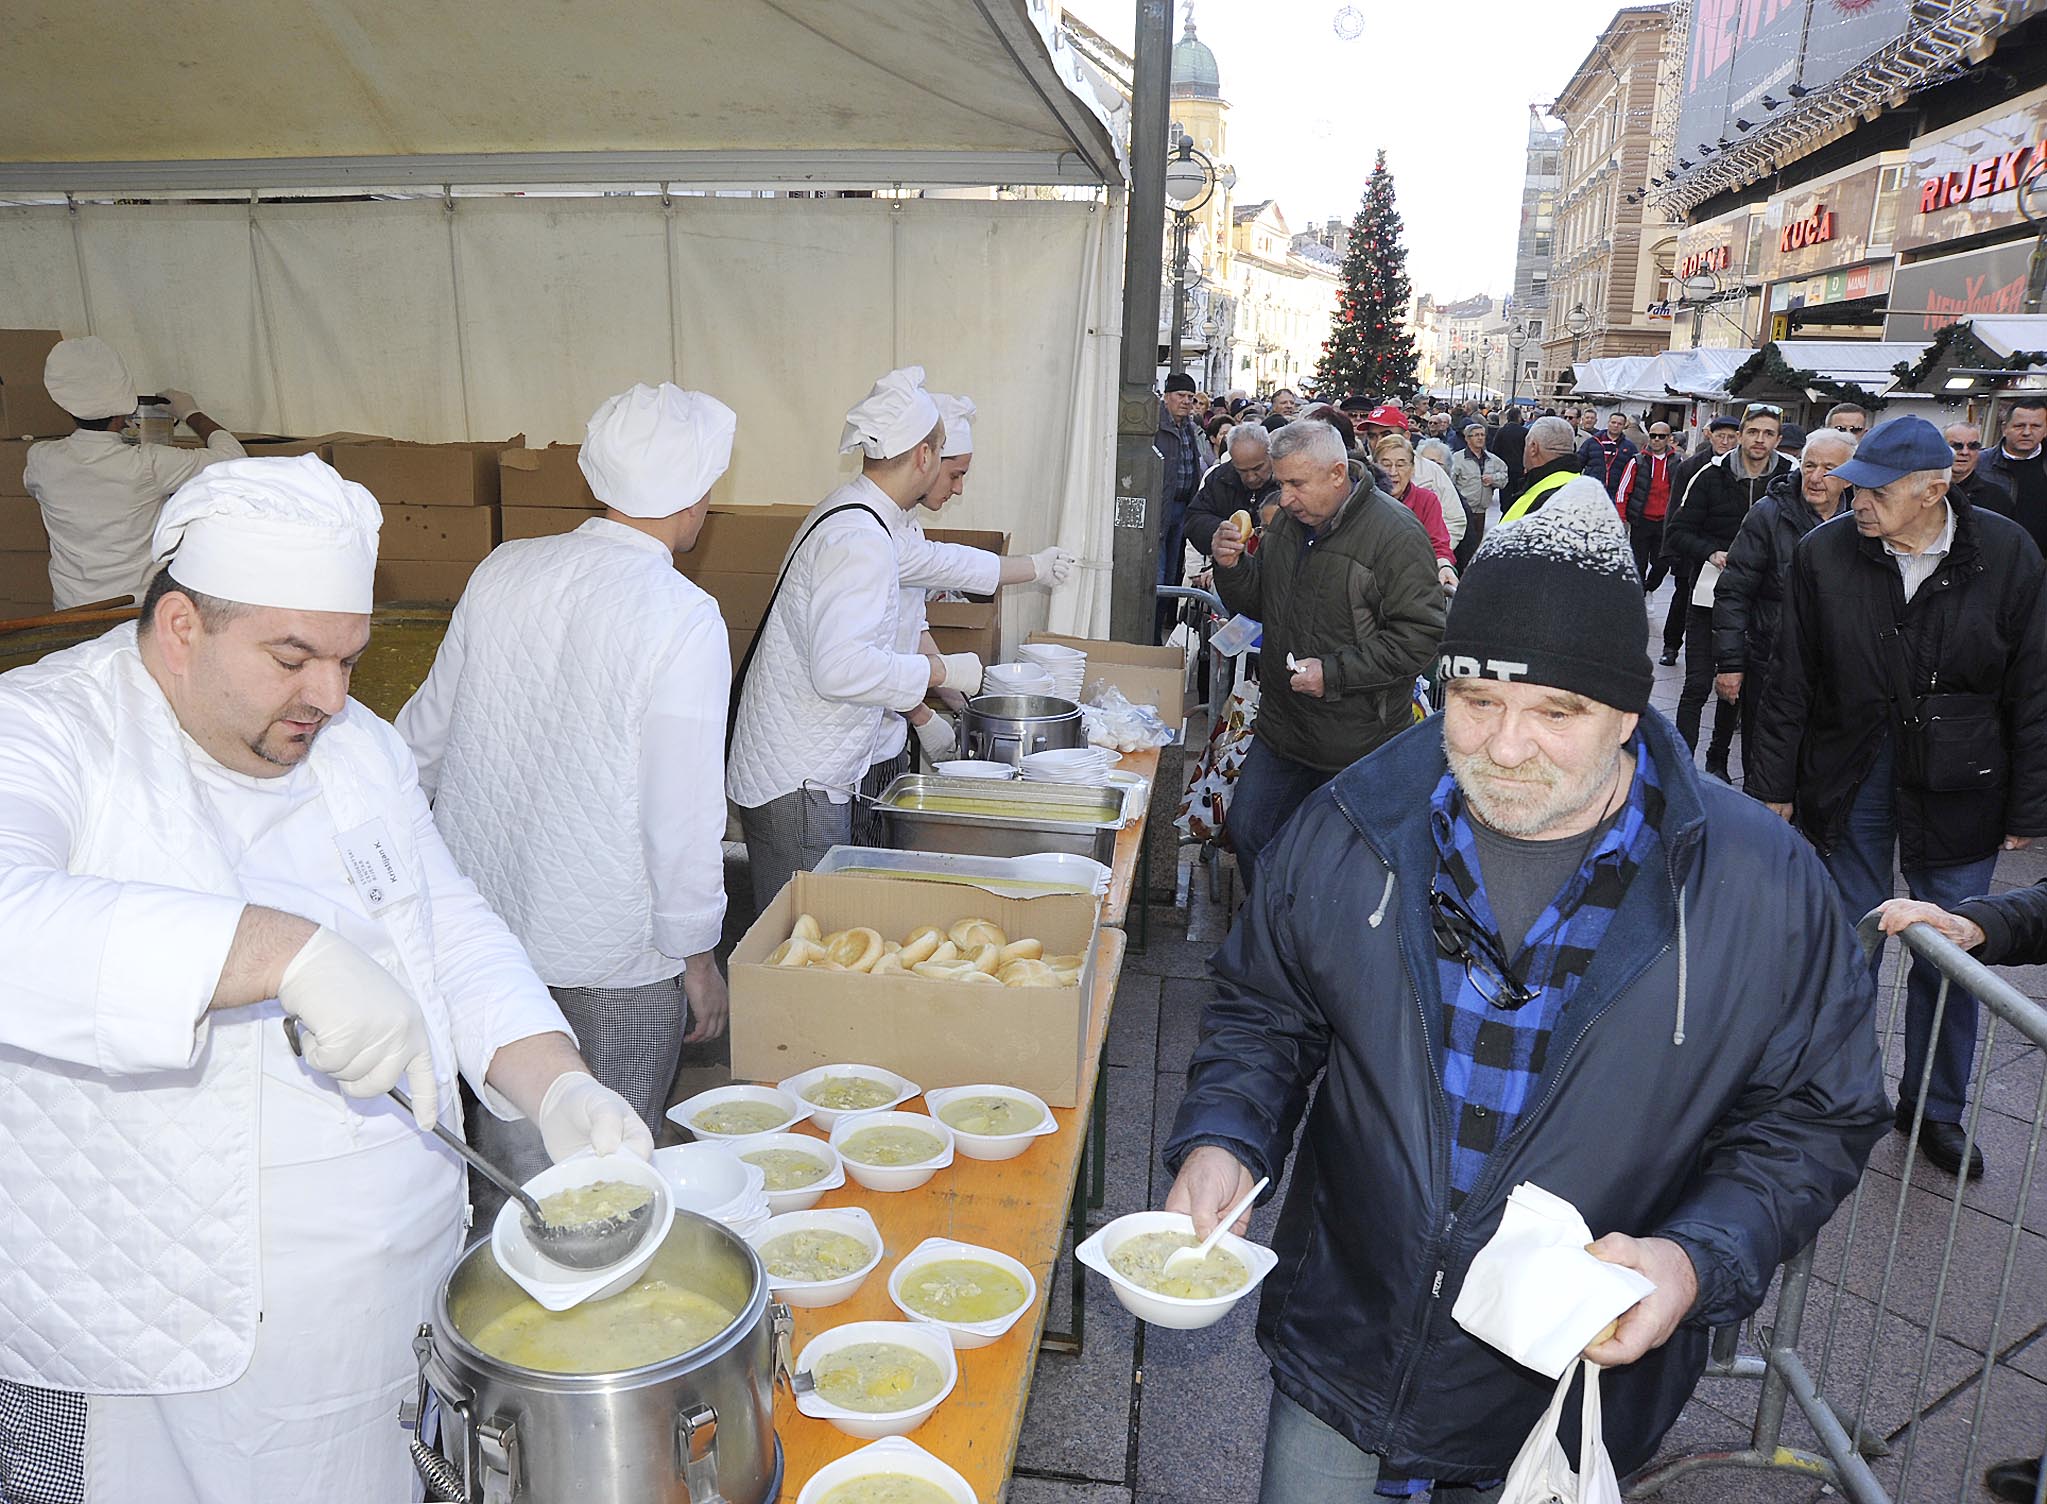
[1636, 347, 1755, 401]
[0, 0, 1129, 642]
[1571, 357, 1655, 401]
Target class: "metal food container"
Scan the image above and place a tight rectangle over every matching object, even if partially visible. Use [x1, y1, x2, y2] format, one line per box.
[409, 1213, 788, 1504]
[875, 773, 1126, 863]
[959, 693, 1086, 766]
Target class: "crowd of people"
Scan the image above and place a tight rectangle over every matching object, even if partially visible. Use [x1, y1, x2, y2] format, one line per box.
[1155, 378, 2044, 1499]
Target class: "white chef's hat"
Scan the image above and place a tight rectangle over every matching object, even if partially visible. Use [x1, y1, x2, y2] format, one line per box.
[934, 393, 977, 458]
[151, 455, 382, 614]
[44, 337, 136, 420]
[579, 383, 738, 518]
[839, 365, 942, 461]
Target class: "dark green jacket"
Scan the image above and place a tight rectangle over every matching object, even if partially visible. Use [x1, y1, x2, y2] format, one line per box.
[1214, 481, 1445, 771]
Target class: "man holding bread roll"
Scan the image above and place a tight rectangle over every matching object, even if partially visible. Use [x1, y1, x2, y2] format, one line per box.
[1166, 478, 1888, 1500]
[1183, 423, 1281, 560]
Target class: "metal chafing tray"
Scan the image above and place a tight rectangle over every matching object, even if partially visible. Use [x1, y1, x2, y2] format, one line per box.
[875, 773, 1127, 863]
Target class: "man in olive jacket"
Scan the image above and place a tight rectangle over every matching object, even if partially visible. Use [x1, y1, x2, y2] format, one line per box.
[1210, 419, 1444, 889]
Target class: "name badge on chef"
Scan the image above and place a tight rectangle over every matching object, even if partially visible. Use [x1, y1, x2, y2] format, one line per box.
[335, 818, 419, 913]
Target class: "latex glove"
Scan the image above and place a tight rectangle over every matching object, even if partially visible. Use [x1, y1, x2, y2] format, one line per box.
[914, 713, 957, 761]
[938, 651, 984, 696]
[1031, 546, 1077, 586]
[277, 926, 438, 1128]
[161, 388, 199, 423]
[537, 1070, 654, 1163]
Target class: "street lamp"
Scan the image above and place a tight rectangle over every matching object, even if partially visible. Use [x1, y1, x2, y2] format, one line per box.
[1163, 135, 1220, 377]
[1564, 303, 1592, 397]
[1507, 320, 1530, 410]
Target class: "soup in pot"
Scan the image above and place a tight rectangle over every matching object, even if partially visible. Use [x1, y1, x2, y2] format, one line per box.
[468, 1279, 736, 1373]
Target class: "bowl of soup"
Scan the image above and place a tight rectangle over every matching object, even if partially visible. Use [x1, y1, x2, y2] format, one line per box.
[1074, 1210, 1279, 1330]
[746, 1207, 883, 1308]
[668, 1083, 810, 1142]
[793, 1320, 959, 1439]
[886, 1237, 1038, 1348]
[489, 1152, 675, 1312]
[829, 1110, 955, 1193]
[794, 1436, 977, 1504]
[735, 1133, 845, 1214]
[776, 1064, 921, 1132]
[922, 1085, 1058, 1162]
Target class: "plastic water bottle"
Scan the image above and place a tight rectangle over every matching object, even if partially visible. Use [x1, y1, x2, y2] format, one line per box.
[131, 395, 174, 447]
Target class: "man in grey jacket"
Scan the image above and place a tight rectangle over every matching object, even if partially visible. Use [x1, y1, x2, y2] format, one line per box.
[1448, 423, 1508, 570]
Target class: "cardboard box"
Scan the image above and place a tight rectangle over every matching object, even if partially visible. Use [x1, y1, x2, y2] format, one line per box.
[502, 506, 598, 542]
[923, 525, 1007, 664]
[0, 549, 52, 608]
[0, 440, 31, 496]
[239, 431, 388, 464]
[374, 559, 477, 604]
[0, 331, 71, 439]
[1026, 633, 1191, 721]
[379, 505, 498, 562]
[333, 440, 521, 508]
[692, 570, 779, 633]
[500, 445, 601, 509]
[730, 871, 1101, 1107]
[0, 498, 47, 551]
[676, 504, 813, 577]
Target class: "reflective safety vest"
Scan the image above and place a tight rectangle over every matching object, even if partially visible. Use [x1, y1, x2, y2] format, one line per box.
[1501, 468, 1575, 524]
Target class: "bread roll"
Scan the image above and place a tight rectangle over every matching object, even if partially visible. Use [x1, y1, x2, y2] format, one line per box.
[899, 926, 943, 965]
[999, 959, 1060, 988]
[1227, 509, 1253, 537]
[791, 913, 823, 944]
[1000, 938, 1044, 963]
[823, 927, 884, 973]
[768, 937, 826, 968]
[949, 918, 1007, 952]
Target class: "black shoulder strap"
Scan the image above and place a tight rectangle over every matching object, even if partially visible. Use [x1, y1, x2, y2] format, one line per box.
[725, 501, 893, 756]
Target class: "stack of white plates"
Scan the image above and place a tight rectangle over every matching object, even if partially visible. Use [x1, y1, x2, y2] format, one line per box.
[651, 1143, 772, 1239]
[983, 661, 1054, 696]
[1020, 747, 1115, 785]
[933, 759, 1016, 780]
[1019, 642, 1087, 701]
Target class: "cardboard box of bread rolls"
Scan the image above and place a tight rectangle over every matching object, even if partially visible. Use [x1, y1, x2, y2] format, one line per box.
[729, 871, 1101, 1107]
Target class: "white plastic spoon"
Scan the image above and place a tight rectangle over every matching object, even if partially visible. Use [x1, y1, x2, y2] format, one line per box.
[1164, 1175, 1270, 1277]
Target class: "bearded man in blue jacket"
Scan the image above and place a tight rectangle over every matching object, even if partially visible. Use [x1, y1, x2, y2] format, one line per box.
[1163, 478, 1890, 1502]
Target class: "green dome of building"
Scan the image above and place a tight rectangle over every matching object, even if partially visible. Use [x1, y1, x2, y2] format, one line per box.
[1171, 16, 1221, 100]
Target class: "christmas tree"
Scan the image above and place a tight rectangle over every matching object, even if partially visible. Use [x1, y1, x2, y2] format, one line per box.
[1315, 151, 1421, 402]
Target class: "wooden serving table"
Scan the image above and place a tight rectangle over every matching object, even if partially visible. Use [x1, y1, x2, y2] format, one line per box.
[773, 923, 1127, 1500]
[1102, 744, 1160, 935]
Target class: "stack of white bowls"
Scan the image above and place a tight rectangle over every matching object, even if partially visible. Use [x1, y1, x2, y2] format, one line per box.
[982, 661, 1054, 696]
[651, 1142, 772, 1240]
[1020, 746, 1115, 785]
[1018, 642, 1087, 701]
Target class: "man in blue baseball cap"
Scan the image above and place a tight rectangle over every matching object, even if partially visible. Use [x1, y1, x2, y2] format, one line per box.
[1748, 414, 2047, 1180]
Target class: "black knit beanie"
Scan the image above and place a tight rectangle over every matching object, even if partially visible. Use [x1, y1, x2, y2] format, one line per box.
[1438, 477, 1653, 712]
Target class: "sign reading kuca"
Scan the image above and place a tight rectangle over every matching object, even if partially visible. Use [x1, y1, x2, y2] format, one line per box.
[1902, 88, 2047, 253]
[1779, 205, 1835, 253]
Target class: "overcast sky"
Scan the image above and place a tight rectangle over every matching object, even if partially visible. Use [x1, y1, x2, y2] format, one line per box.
[1063, 0, 1648, 300]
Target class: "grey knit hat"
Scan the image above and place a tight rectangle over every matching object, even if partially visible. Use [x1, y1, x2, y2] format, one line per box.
[1437, 477, 1654, 713]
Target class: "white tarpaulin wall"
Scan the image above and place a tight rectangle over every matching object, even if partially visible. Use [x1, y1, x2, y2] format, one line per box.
[0, 192, 1122, 641]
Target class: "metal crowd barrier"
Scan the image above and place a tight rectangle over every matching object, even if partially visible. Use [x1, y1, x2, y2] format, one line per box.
[1632, 913, 2047, 1503]
[1155, 583, 1232, 724]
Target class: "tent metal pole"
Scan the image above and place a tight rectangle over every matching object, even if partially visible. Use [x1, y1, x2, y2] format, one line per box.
[1110, 0, 1171, 647]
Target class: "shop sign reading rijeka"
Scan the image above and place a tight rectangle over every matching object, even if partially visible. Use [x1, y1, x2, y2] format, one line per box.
[1900, 89, 2047, 252]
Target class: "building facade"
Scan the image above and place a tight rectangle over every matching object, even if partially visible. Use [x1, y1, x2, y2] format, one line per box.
[1230, 201, 1341, 393]
[1512, 110, 1566, 340]
[1539, 5, 1675, 396]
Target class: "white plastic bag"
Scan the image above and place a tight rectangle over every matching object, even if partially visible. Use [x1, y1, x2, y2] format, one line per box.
[1499, 1358, 1624, 1504]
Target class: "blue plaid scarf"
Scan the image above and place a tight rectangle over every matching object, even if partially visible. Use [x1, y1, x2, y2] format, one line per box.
[1376, 735, 1662, 1498]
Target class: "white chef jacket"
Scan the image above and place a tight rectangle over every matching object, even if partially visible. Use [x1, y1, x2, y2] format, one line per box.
[871, 506, 1002, 763]
[24, 429, 246, 607]
[400, 518, 730, 986]
[0, 625, 569, 1501]
[727, 477, 931, 808]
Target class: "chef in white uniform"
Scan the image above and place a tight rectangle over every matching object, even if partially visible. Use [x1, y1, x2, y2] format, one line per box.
[400, 383, 737, 1217]
[23, 336, 246, 609]
[881, 391, 1076, 768]
[0, 456, 647, 1504]
[727, 366, 983, 913]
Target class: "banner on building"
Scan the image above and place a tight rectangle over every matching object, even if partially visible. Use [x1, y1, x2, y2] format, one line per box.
[1884, 241, 2035, 339]
[1677, 0, 1912, 165]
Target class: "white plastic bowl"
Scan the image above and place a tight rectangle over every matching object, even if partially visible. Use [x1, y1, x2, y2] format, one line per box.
[730, 1132, 845, 1214]
[887, 1236, 1039, 1348]
[490, 1152, 673, 1312]
[748, 1206, 883, 1308]
[923, 1084, 1059, 1162]
[651, 1141, 752, 1212]
[1075, 1210, 1279, 1330]
[794, 1436, 978, 1504]
[777, 1063, 921, 1133]
[933, 759, 1016, 780]
[829, 1109, 955, 1192]
[666, 1083, 810, 1142]
[1019, 642, 1085, 663]
[793, 1319, 959, 1439]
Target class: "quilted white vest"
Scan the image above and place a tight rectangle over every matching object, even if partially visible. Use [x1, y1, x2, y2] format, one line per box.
[425, 522, 719, 987]
[0, 626, 453, 1394]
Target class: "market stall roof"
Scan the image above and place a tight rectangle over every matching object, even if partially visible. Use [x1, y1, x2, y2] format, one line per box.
[0, 0, 1124, 193]
[1725, 340, 1929, 409]
[1637, 347, 1755, 401]
[1891, 315, 2047, 396]
[1571, 357, 1656, 401]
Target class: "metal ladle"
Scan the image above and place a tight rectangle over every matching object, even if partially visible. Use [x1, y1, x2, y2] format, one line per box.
[281, 1017, 655, 1271]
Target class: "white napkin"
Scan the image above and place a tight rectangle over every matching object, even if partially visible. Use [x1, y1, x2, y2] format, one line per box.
[1452, 1182, 1657, 1380]
[1690, 558, 1722, 608]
